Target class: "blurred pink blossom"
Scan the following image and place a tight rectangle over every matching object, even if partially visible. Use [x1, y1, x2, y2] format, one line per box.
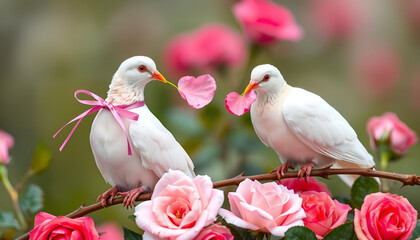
[354, 192, 418, 240]
[178, 74, 217, 109]
[97, 222, 124, 240]
[367, 112, 417, 155]
[233, 0, 302, 44]
[0, 130, 14, 165]
[193, 223, 234, 240]
[219, 179, 305, 237]
[225, 90, 257, 116]
[308, 0, 361, 40]
[279, 177, 331, 196]
[164, 24, 246, 76]
[354, 45, 400, 98]
[301, 191, 351, 239]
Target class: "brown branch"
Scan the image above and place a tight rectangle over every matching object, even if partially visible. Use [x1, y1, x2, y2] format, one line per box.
[16, 168, 420, 240]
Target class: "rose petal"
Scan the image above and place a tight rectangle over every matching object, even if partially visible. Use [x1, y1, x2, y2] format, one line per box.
[225, 90, 257, 116]
[178, 74, 217, 109]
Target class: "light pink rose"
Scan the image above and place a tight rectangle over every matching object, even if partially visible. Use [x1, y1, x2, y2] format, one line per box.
[178, 75, 217, 109]
[225, 90, 257, 116]
[193, 223, 234, 240]
[29, 212, 99, 240]
[354, 192, 418, 240]
[218, 179, 305, 237]
[308, 0, 361, 40]
[300, 191, 351, 239]
[0, 130, 14, 165]
[165, 24, 246, 77]
[97, 222, 124, 240]
[233, 0, 302, 44]
[279, 177, 331, 196]
[367, 112, 417, 155]
[135, 170, 224, 240]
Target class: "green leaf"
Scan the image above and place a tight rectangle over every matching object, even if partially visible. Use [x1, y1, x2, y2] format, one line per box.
[324, 221, 357, 240]
[410, 220, 420, 240]
[128, 215, 136, 221]
[19, 184, 43, 215]
[284, 226, 317, 240]
[220, 219, 256, 240]
[351, 176, 379, 209]
[0, 211, 19, 229]
[30, 140, 52, 175]
[123, 227, 142, 240]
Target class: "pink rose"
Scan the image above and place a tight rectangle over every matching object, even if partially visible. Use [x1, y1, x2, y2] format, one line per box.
[97, 222, 124, 240]
[308, 0, 361, 40]
[367, 112, 417, 155]
[135, 170, 224, 240]
[29, 212, 99, 240]
[279, 177, 331, 196]
[300, 191, 351, 239]
[0, 130, 14, 165]
[193, 223, 234, 240]
[165, 24, 246, 76]
[354, 192, 418, 240]
[218, 179, 305, 237]
[233, 0, 302, 44]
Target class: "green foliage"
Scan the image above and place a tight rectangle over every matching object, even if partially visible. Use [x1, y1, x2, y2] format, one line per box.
[0, 211, 19, 229]
[411, 220, 420, 240]
[30, 140, 52, 175]
[123, 227, 142, 240]
[221, 219, 256, 240]
[19, 184, 43, 216]
[128, 215, 136, 221]
[323, 221, 357, 240]
[351, 176, 379, 209]
[284, 226, 317, 240]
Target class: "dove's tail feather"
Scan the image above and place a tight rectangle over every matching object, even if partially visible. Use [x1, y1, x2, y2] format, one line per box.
[332, 161, 381, 187]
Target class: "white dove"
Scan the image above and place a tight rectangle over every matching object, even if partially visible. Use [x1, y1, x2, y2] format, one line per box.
[90, 56, 195, 207]
[242, 64, 378, 186]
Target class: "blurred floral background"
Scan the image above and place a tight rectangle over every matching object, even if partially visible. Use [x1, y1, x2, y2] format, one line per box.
[1, 0, 419, 235]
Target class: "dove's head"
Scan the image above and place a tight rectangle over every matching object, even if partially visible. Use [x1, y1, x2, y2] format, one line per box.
[116, 56, 167, 86]
[242, 64, 286, 97]
[108, 56, 169, 104]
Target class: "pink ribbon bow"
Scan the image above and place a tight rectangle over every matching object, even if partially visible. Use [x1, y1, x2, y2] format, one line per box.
[53, 90, 144, 155]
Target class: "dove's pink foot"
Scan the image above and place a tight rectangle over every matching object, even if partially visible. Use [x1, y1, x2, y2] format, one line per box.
[97, 185, 119, 208]
[118, 187, 144, 208]
[298, 162, 316, 182]
[271, 162, 294, 182]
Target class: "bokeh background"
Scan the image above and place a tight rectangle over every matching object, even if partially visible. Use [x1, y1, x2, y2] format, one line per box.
[1, 0, 419, 235]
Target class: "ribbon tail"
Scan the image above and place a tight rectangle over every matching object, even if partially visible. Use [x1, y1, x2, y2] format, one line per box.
[110, 108, 133, 156]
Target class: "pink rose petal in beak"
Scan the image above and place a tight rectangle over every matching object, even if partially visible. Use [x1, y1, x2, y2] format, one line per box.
[225, 90, 257, 116]
[178, 74, 217, 109]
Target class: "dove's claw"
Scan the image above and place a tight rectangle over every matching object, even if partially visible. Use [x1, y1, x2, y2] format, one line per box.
[97, 185, 120, 208]
[271, 162, 294, 182]
[118, 187, 144, 208]
[298, 162, 316, 182]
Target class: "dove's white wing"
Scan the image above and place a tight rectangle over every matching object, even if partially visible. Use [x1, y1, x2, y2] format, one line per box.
[282, 88, 375, 167]
[129, 118, 195, 178]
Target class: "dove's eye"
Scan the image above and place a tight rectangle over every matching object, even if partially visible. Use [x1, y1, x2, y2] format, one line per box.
[262, 74, 270, 82]
[138, 65, 147, 72]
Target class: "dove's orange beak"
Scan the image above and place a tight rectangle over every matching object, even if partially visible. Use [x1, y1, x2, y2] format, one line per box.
[242, 81, 258, 96]
[151, 71, 168, 83]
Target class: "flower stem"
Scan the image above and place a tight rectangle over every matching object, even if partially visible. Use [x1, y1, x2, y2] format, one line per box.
[379, 150, 390, 192]
[256, 232, 265, 240]
[165, 80, 179, 91]
[0, 165, 28, 230]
